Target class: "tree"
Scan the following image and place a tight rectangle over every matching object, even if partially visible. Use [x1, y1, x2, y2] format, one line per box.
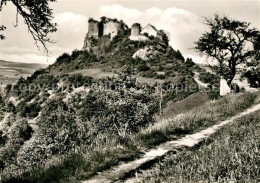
[195, 14, 259, 84]
[0, 25, 6, 40]
[0, 0, 57, 53]
[185, 57, 195, 68]
[242, 35, 260, 88]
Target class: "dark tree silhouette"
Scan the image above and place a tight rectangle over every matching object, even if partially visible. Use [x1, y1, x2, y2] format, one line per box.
[242, 36, 260, 88]
[195, 14, 259, 84]
[0, 0, 57, 53]
[0, 25, 6, 40]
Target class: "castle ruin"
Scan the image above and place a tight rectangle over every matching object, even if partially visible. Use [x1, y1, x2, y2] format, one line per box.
[129, 23, 167, 42]
[131, 23, 141, 36]
[87, 19, 100, 39]
[141, 24, 164, 40]
[86, 17, 125, 40]
[83, 17, 169, 50]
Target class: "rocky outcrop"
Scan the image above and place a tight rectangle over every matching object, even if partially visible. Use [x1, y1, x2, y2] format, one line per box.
[132, 46, 160, 61]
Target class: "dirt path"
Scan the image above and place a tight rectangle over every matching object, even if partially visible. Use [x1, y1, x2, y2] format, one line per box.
[82, 103, 260, 183]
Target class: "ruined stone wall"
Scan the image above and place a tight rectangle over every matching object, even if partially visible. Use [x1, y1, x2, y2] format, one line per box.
[103, 21, 124, 39]
[141, 25, 157, 37]
[88, 20, 99, 39]
[131, 23, 141, 36]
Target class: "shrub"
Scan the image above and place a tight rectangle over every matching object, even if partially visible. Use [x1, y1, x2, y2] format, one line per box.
[0, 118, 32, 171]
[174, 50, 185, 61]
[19, 102, 41, 118]
[0, 130, 7, 147]
[6, 102, 15, 112]
[5, 84, 12, 93]
[207, 90, 220, 100]
[138, 64, 150, 72]
[67, 74, 93, 88]
[242, 69, 260, 88]
[199, 72, 220, 85]
[56, 52, 70, 63]
[185, 58, 195, 68]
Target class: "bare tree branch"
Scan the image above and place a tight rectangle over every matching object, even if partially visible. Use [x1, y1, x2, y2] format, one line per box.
[0, 0, 57, 54]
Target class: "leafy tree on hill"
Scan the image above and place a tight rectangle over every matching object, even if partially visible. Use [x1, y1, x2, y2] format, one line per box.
[195, 14, 260, 85]
[0, 0, 57, 52]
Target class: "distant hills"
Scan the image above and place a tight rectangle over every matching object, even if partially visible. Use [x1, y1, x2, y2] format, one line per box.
[0, 60, 48, 86]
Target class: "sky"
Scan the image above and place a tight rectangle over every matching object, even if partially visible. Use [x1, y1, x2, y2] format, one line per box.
[0, 0, 259, 65]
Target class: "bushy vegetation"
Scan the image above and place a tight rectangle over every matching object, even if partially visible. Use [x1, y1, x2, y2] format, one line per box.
[242, 67, 260, 88]
[0, 116, 32, 172]
[199, 71, 220, 86]
[18, 101, 41, 118]
[0, 73, 159, 182]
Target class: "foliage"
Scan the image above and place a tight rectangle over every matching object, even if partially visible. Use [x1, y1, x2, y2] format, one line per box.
[161, 32, 169, 46]
[0, 117, 32, 171]
[18, 101, 41, 118]
[0, 130, 7, 147]
[199, 72, 220, 86]
[195, 14, 260, 84]
[6, 102, 15, 112]
[162, 76, 199, 105]
[70, 75, 158, 136]
[0, 0, 57, 52]
[138, 64, 150, 72]
[11, 99, 90, 175]
[185, 58, 195, 68]
[5, 84, 12, 93]
[0, 25, 6, 39]
[174, 50, 185, 61]
[56, 53, 70, 63]
[242, 54, 260, 88]
[242, 68, 260, 88]
[65, 74, 93, 88]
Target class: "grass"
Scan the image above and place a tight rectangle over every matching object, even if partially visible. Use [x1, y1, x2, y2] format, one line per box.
[161, 92, 209, 119]
[132, 110, 260, 183]
[2, 143, 140, 183]
[135, 92, 258, 148]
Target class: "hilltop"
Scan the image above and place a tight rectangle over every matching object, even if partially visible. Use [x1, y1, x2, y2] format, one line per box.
[47, 17, 196, 87]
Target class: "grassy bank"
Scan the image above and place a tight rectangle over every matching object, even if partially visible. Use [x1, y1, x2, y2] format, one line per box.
[136, 92, 259, 147]
[132, 110, 260, 182]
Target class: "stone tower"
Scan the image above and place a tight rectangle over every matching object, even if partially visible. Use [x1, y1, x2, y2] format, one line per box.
[87, 18, 99, 39]
[131, 23, 141, 36]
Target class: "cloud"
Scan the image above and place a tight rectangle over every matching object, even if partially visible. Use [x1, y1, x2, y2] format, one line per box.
[98, 5, 205, 60]
[53, 12, 88, 33]
[0, 12, 88, 64]
[0, 47, 36, 55]
[0, 45, 74, 64]
[0, 52, 56, 64]
[51, 12, 88, 53]
[99, 5, 142, 22]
